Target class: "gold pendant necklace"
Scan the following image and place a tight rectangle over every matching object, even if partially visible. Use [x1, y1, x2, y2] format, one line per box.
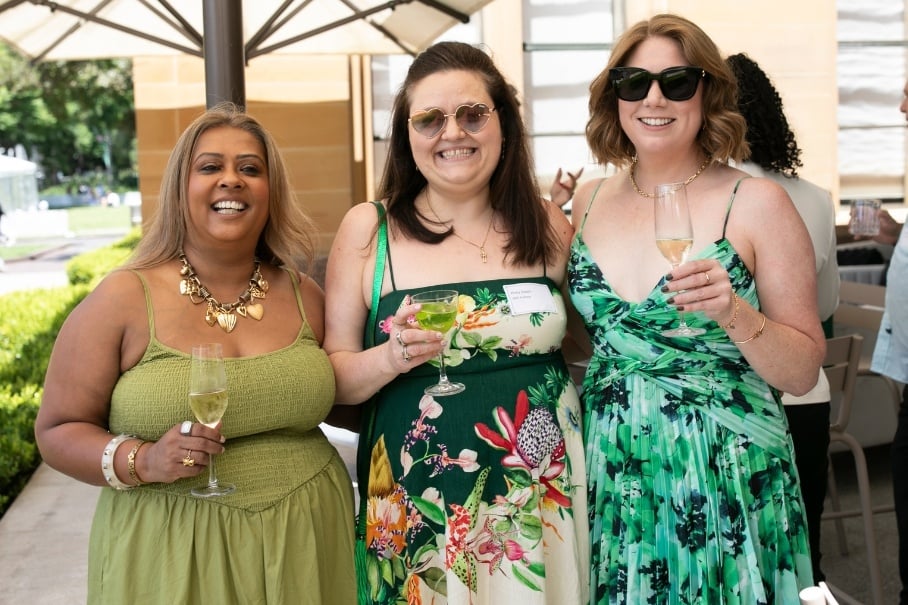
[425, 190, 495, 263]
[178, 252, 269, 333]
[629, 155, 712, 199]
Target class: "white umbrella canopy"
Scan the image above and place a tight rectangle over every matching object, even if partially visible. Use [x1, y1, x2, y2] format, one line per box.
[0, 0, 492, 60]
[0, 0, 494, 104]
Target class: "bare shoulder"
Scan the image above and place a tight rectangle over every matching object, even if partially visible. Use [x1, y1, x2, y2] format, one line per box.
[335, 200, 384, 249]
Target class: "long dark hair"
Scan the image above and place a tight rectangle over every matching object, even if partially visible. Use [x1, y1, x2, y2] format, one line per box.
[726, 53, 802, 177]
[378, 41, 556, 267]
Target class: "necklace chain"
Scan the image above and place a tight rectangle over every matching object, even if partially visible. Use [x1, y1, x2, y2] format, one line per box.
[425, 190, 495, 263]
[629, 156, 712, 199]
[178, 252, 269, 333]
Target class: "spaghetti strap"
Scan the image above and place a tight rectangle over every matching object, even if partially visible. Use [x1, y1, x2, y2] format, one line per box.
[577, 179, 607, 235]
[721, 177, 750, 239]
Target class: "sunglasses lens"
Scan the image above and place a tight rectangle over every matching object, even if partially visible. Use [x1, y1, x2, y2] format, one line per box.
[410, 109, 445, 137]
[614, 69, 651, 101]
[661, 68, 701, 101]
[455, 103, 491, 133]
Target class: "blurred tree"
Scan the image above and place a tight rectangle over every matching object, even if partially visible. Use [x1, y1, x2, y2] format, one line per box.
[0, 43, 135, 191]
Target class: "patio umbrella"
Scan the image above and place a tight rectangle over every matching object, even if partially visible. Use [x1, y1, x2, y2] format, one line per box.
[0, 0, 493, 106]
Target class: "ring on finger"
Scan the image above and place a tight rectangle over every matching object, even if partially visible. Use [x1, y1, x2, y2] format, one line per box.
[395, 331, 405, 347]
[402, 344, 411, 362]
[703, 272, 711, 285]
[180, 420, 193, 436]
[182, 450, 195, 467]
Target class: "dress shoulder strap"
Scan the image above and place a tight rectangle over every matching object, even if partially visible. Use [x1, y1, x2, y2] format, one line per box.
[721, 177, 751, 239]
[128, 269, 155, 336]
[366, 201, 388, 349]
[578, 178, 607, 234]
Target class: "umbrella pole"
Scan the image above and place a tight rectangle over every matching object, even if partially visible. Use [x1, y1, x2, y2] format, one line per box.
[203, 0, 246, 109]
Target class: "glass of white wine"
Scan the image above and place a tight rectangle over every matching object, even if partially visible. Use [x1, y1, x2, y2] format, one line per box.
[654, 182, 706, 338]
[189, 343, 235, 497]
[411, 289, 465, 396]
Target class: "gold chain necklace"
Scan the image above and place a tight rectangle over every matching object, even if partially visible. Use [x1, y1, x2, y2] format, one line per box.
[178, 252, 269, 333]
[629, 155, 712, 199]
[425, 190, 495, 263]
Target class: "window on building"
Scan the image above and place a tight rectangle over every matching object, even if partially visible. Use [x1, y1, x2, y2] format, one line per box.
[837, 0, 907, 202]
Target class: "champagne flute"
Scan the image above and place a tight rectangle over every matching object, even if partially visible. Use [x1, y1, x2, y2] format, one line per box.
[188, 343, 235, 497]
[654, 182, 706, 337]
[411, 289, 465, 396]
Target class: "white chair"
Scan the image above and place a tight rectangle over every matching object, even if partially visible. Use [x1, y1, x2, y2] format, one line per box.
[820, 334, 885, 605]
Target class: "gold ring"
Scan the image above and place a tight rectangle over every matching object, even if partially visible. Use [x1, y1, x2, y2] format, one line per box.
[395, 331, 405, 347]
[704, 272, 711, 285]
[402, 344, 411, 362]
[182, 450, 195, 467]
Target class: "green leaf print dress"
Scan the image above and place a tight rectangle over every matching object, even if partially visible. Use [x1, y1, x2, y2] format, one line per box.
[355, 275, 589, 605]
[568, 180, 814, 603]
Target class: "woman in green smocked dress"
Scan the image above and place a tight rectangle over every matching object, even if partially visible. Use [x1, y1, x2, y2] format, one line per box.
[325, 42, 588, 604]
[36, 104, 354, 604]
[568, 14, 825, 603]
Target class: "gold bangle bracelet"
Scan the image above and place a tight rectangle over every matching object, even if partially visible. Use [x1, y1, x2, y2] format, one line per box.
[733, 313, 767, 345]
[127, 441, 146, 486]
[722, 292, 739, 330]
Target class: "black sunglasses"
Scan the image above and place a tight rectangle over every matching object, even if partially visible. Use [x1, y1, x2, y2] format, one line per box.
[408, 103, 496, 138]
[609, 66, 706, 102]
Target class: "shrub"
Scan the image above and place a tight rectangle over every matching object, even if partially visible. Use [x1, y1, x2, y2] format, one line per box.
[0, 231, 140, 519]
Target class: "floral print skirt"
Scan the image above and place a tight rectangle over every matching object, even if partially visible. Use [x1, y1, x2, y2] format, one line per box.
[355, 278, 589, 604]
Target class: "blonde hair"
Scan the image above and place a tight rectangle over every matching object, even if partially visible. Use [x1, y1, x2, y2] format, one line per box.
[586, 13, 748, 169]
[126, 102, 316, 272]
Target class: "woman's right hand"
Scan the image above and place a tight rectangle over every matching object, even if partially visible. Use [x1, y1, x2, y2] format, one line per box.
[385, 297, 444, 372]
[135, 422, 225, 484]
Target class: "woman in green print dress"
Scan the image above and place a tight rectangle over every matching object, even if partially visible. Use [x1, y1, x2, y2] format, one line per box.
[324, 42, 588, 604]
[568, 14, 825, 603]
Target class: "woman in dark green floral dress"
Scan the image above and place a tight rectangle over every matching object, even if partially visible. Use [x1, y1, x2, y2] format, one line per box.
[568, 14, 825, 603]
[324, 42, 589, 604]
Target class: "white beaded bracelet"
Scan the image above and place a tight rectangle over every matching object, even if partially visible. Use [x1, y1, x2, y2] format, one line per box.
[101, 434, 138, 490]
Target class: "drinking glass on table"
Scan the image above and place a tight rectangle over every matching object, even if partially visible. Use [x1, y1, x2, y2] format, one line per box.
[654, 182, 705, 337]
[411, 289, 465, 396]
[188, 343, 235, 497]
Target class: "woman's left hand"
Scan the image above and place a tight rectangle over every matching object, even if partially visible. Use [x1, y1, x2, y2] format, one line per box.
[662, 260, 737, 326]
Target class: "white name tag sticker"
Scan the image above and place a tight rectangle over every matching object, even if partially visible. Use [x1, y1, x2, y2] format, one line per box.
[503, 283, 558, 315]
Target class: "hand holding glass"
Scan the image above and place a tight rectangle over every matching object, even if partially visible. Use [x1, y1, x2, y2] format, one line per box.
[411, 290, 465, 396]
[848, 198, 881, 237]
[188, 343, 235, 497]
[654, 182, 705, 337]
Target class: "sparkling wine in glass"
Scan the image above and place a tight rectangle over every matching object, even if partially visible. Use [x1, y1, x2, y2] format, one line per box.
[189, 343, 235, 497]
[654, 182, 705, 337]
[411, 289, 465, 396]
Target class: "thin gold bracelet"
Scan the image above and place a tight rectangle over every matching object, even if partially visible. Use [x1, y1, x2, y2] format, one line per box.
[127, 441, 146, 486]
[733, 312, 767, 345]
[722, 292, 739, 330]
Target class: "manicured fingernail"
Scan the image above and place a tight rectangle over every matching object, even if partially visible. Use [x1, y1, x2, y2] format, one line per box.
[666, 296, 675, 305]
[660, 285, 670, 293]
[220, 436, 226, 444]
[665, 273, 674, 281]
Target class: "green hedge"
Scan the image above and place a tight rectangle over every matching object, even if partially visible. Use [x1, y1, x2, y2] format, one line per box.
[0, 229, 140, 519]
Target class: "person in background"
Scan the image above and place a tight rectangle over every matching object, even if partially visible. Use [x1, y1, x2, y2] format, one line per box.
[570, 13, 823, 601]
[35, 103, 355, 604]
[727, 52, 839, 583]
[324, 41, 588, 604]
[871, 76, 908, 604]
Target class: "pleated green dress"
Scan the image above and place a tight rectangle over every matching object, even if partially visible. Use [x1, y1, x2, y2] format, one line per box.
[569, 181, 813, 603]
[356, 277, 589, 605]
[89, 270, 355, 604]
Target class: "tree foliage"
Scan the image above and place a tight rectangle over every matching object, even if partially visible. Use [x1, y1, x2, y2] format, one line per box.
[0, 43, 136, 190]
